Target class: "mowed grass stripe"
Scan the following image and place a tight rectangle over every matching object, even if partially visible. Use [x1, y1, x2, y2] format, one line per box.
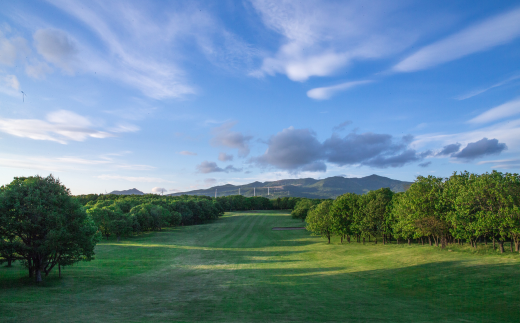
[243, 214, 270, 248]
[228, 213, 265, 248]
[204, 213, 251, 247]
[211, 214, 256, 248]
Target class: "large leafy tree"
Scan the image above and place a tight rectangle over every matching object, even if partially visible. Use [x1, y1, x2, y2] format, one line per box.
[330, 193, 358, 243]
[357, 188, 394, 244]
[392, 176, 448, 247]
[306, 200, 334, 243]
[0, 175, 100, 282]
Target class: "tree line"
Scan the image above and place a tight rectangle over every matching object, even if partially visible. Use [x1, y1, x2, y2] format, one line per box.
[303, 171, 520, 254]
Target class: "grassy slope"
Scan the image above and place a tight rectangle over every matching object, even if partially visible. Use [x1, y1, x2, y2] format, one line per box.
[1, 210, 519, 323]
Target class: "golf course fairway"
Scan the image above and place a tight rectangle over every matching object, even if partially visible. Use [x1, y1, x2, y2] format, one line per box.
[1, 210, 519, 322]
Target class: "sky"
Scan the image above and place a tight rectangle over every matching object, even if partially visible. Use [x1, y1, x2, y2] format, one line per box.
[1, 0, 520, 195]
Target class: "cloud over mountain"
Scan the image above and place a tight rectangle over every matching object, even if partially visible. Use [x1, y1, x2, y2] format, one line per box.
[252, 126, 429, 172]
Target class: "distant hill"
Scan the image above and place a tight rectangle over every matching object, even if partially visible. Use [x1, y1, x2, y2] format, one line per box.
[169, 175, 413, 199]
[108, 188, 144, 195]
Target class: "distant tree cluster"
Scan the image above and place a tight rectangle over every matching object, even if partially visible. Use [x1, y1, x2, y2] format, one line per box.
[305, 171, 520, 254]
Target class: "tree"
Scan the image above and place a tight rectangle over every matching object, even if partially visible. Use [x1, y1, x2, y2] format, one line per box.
[0, 175, 100, 282]
[392, 176, 448, 247]
[357, 188, 394, 244]
[330, 193, 358, 243]
[306, 200, 334, 243]
[291, 199, 317, 221]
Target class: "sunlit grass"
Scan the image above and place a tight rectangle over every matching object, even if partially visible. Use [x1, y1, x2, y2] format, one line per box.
[1, 210, 519, 322]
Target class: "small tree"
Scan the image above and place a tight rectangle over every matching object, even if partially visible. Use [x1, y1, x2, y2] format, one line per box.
[306, 201, 334, 243]
[0, 175, 100, 282]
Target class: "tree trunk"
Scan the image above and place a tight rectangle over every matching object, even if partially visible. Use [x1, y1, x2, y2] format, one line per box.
[383, 234, 386, 245]
[363, 237, 365, 245]
[421, 237, 424, 245]
[429, 236, 432, 246]
[510, 240, 514, 252]
[441, 234, 446, 249]
[499, 240, 504, 253]
[59, 265, 61, 278]
[117, 235, 120, 243]
[368, 236, 371, 242]
[397, 238, 399, 245]
[375, 237, 377, 244]
[327, 235, 331, 244]
[493, 238, 496, 250]
[340, 236, 343, 244]
[408, 239, 411, 246]
[347, 236, 351, 243]
[484, 236, 487, 245]
[36, 269, 42, 283]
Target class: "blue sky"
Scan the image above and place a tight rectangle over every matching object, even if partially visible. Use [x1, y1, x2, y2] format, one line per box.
[1, 0, 520, 194]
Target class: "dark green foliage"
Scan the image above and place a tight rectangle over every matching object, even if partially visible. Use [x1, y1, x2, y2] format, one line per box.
[0, 175, 100, 282]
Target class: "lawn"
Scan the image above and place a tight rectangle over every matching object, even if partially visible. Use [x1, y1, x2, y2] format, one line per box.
[1, 210, 519, 322]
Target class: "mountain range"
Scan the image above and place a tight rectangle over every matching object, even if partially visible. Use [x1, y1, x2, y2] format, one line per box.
[108, 188, 145, 195]
[168, 175, 412, 199]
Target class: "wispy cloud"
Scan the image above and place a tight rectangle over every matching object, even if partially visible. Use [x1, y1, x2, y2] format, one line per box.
[394, 7, 520, 72]
[43, 0, 254, 99]
[0, 110, 138, 144]
[414, 118, 520, 155]
[468, 97, 520, 125]
[250, 0, 414, 81]
[0, 154, 154, 173]
[210, 121, 252, 157]
[307, 80, 372, 100]
[0, 74, 20, 97]
[97, 175, 173, 183]
[456, 74, 520, 100]
[477, 158, 520, 169]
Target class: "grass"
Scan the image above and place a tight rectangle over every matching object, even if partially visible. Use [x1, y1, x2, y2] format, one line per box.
[1, 210, 519, 322]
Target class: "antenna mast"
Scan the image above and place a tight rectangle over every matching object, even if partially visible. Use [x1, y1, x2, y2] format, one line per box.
[254, 187, 255, 197]
[268, 187, 270, 195]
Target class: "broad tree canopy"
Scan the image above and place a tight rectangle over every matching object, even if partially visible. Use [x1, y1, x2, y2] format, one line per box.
[0, 175, 100, 282]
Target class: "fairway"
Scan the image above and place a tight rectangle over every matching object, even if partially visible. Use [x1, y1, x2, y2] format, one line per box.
[1, 210, 519, 322]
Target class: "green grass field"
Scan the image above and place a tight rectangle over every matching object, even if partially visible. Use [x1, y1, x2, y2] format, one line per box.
[1, 210, 519, 322]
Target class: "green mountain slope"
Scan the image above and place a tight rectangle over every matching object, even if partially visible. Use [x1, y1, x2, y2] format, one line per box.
[169, 175, 412, 199]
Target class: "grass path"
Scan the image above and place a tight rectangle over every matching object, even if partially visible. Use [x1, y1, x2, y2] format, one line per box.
[1, 210, 519, 322]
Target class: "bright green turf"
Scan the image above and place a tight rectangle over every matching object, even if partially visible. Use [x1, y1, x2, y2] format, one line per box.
[1, 210, 519, 322]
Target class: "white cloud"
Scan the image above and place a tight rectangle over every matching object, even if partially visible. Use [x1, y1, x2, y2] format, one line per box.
[0, 74, 20, 96]
[250, 0, 414, 81]
[0, 154, 154, 173]
[151, 187, 167, 194]
[0, 30, 29, 66]
[394, 7, 520, 72]
[98, 175, 173, 183]
[44, 0, 251, 99]
[25, 62, 53, 79]
[34, 29, 78, 74]
[468, 97, 520, 125]
[307, 80, 372, 100]
[0, 110, 137, 144]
